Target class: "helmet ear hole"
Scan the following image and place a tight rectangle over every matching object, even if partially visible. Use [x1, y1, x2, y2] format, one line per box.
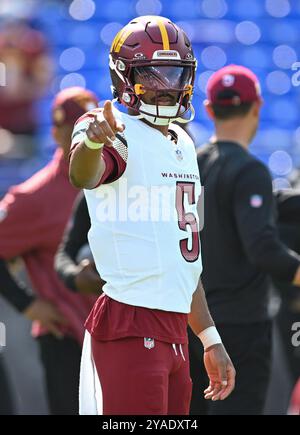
[122, 90, 139, 108]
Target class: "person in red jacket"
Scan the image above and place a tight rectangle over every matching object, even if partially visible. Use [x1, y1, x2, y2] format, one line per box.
[0, 87, 98, 414]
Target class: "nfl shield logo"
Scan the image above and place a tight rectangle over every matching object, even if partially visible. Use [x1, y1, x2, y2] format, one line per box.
[250, 194, 263, 208]
[175, 149, 183, 161]
[144, 338, 155, 349]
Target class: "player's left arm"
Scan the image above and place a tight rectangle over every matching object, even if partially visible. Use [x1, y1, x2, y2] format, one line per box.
[188, 279, 236, 401]
[55, 193, 105, 294]
[234, 161, 300, 284]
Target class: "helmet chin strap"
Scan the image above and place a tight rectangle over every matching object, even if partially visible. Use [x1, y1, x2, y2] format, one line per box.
[135, 101, 195, 126]
[174, 103, 195, 124]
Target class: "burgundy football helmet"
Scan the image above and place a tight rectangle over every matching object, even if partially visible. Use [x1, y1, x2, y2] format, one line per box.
[109, 16, 197, 125]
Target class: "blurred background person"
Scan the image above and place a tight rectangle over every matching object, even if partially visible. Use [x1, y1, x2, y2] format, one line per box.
[288, 377, 300, 415]
[0, 87, 98, 414]
[273, 189, 300, 414]
[191, 65, 300, 415]
[0, 352, 15, 415]
[0, 18, 53, 158]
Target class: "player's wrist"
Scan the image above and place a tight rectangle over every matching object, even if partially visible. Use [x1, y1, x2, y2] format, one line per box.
[84, 135, 104, 150]
[197, 326, 222, 350]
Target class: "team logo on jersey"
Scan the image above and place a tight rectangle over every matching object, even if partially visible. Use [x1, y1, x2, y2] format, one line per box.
[175, 148, 183, 161]
[250, 194, 263, 208]
[144, 338, 155, 349]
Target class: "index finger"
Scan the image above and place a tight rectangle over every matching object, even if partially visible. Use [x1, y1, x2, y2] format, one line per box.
[102, 100, 116, 129]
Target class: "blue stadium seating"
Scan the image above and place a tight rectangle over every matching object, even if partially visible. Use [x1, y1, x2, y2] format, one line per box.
[1, 0, 300, 194]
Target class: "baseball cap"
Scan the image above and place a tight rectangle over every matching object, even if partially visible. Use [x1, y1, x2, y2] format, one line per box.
[52, 87, 98, 126]
[206, 65, 261, 106]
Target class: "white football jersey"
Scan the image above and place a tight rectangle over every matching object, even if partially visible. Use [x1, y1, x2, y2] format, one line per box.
[72, 106, 202, 313]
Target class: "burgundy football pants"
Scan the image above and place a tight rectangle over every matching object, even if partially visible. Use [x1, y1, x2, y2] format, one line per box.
[91, 336, 192, 415]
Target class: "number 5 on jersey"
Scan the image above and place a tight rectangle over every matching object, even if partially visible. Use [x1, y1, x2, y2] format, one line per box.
[176, 181, 200, 262]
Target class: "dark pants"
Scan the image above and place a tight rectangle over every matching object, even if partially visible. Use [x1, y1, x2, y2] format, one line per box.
[37, 335, 82, 415]
[0, 354, 15, 415]
[188, 321, 273, 415]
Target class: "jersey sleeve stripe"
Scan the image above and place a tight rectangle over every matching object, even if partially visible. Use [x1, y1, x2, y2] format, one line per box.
[93, 134, 128, 188]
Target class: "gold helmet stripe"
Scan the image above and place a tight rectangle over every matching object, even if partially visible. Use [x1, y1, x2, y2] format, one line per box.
[114, 29, 134, 53]
[110, 29, 123, 52]
[111, 17, 171, 53]
[155, 17, 170, 50]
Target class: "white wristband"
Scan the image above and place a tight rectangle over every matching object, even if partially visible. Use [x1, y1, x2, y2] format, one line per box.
[198, 326, 222, 350]
[84, 135, 104, 150]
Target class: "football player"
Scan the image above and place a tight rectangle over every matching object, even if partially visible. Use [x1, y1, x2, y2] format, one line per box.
[69, 16, 235, 415]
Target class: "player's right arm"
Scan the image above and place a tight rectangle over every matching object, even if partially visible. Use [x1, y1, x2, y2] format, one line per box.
[69, 100, 125, 189]
[189, 279, 236, 401]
